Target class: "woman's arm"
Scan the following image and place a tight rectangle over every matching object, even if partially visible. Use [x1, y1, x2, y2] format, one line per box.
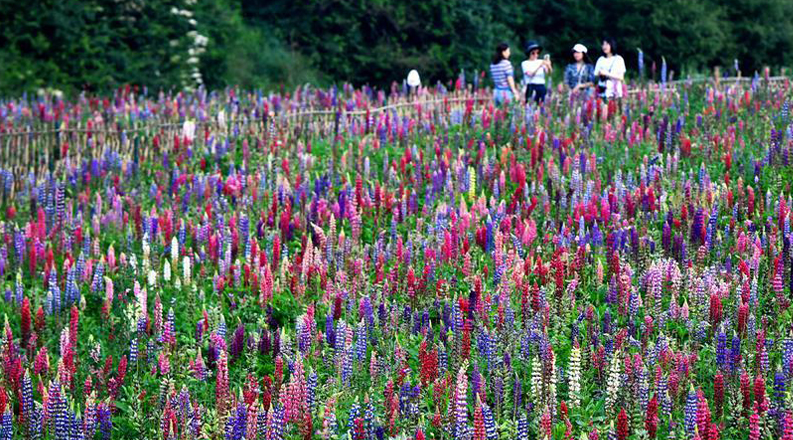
[507, 76, 520, 97]
[524, 60, 549, 77]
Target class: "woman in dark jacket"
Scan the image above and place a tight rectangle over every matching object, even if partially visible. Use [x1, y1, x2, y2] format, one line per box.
[563, 43, 595, 97]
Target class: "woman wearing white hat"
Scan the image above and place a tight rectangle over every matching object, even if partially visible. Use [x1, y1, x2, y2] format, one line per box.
[563, 44, 595, 97]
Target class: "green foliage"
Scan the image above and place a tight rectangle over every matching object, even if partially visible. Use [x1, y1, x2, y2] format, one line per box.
[245, 0, 793, 87]
[2, 0, 793, 94]
[0, 0, 194, 94]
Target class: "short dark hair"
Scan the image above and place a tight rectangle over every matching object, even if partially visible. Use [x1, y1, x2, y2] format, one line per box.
[493, 42, 509, 65]
[602, 37, 618, 54]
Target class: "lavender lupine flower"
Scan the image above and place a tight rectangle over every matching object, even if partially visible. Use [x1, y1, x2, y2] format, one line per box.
[342, 348, 354, 386]
[453, 361, 470, 440]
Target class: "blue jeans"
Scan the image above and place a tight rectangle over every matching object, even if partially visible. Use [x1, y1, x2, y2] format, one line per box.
[494, 88, 512, 106]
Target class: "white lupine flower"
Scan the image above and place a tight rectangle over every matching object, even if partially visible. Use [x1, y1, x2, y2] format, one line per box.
[606, 352, 622, 414]
[549, 354, 558, 414]
[171, 237, 179, 264]
[164, 260, 171, 282]
[182, 120, 196, 141]
[530, 356, 543, 404]
[568, 345, 582, 407]
[142, 233, 150, 258]
[183, 256, 192, 285]
[148, 269, 157, 288]
[126, 303, 138, 332]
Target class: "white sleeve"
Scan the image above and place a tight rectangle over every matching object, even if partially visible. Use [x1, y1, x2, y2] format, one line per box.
[594, 58, 604, 75]
[521, 60, 529, 75]
[614, 56, 626, 76]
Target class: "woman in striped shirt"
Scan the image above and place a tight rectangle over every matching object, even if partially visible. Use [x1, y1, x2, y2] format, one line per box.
[489, 43, 520, 106]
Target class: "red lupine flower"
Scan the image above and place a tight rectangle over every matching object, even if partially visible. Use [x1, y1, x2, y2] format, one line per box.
[749, 406, 760, 440]
[473, 398, 485, 440]
[741, 372, 752, 412]
[709, 292, 722, 324]
[713, 372, 724, 417]
[754, 374, 766, 414]
[20, 297, 31, 349]
[782, 411, 793, 440]
[646, 394, 659, 439]
[617, 408, 629, 440]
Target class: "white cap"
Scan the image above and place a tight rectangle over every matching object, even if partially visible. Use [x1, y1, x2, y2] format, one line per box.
[407, 70, 421, 87]
[572, 43, 588, 53]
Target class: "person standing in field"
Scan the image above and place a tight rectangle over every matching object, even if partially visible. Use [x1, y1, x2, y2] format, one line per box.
[521, 41, 552, 104]
[564, 43, 595, 97]
[490, 43, 521, 106]
[594, 38, 626, 101]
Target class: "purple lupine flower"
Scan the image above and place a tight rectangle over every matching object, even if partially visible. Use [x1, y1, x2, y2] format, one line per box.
[716, 331, 727, 369]
[684, 387, 698, 438]
[659, 376, 671, 419]
[482, 402, 498, 440]
[129, 338, 138, 363]
[22, 372, 33, 423]
[347, 402, 360, 432]
[0, 410, 12, 440]
[516, 413, 528, 440]
[364, 400, 375, 435]
[730, 336, 741, 375]
[54, 392, 69, 440]
[230, 324, 245, 359]
[30, 405, 43, 440]
[70, 413, 83, 440]
[307, 371, 318, 412]
[342, 348, 353, 386]
[98, 403, 112, 440]
[773, 369, 786, 417]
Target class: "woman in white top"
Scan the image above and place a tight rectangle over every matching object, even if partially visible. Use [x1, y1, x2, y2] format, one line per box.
[521, 41, 552, 104]
[594, 38, 626, 101]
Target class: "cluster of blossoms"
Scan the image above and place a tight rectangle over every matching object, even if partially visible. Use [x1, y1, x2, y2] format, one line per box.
[0, 74, 791, 440]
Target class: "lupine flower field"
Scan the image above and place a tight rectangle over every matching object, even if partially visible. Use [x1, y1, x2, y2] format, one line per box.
[1, 77, 793, 440]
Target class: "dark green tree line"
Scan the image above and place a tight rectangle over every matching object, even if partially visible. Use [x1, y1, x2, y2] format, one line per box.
[2, 0, 793, 95]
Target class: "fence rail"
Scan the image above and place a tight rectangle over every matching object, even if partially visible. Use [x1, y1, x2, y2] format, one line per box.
[0, 75, 789, 193]
[1, 76, 788, 138]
